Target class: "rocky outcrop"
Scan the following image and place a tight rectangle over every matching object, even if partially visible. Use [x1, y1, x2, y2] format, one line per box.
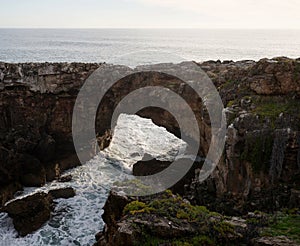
[248, 57, 300, 95]
[48, 187, 76, 199]
[1, 187, 76, 236]
[95, 190, 300, 246]
[0, 57, 299, 214]
[0, 62, 101, 206]
[2, 192, 53, 236]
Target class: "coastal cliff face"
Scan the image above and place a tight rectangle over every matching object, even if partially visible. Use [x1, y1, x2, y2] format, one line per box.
[0, 62, 101, 205]
[0, 57, 299, 215]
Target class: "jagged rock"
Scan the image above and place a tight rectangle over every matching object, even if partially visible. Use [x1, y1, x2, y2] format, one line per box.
[3, 192, 53, 236]
[251, 236, 299, 246]
[48, 187, 75, 199]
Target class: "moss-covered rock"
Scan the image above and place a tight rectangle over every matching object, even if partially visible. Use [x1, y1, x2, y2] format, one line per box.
[95, 191, 253, 246]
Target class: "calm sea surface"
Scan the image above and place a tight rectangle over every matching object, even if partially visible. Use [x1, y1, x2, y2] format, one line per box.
[0, 29, 299, 65]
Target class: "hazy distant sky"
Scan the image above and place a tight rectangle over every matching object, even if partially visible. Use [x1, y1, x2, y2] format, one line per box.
[0, 0, 299, 28]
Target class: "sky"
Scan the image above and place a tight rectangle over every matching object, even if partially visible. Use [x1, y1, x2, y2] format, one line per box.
[0, 0, 299, 29]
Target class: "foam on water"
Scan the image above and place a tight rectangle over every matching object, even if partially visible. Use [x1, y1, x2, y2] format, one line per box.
[0, 114, 187, 246]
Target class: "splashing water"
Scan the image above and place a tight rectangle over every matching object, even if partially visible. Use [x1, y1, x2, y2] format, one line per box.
[0, 114, 187, 246]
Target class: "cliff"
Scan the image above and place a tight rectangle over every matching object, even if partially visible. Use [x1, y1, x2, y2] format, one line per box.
[0, 57, 299, 215]
[0, 62, 101, 205]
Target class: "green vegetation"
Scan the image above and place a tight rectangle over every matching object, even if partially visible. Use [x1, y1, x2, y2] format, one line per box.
[226, 100, 236, 108]
[261, 213, 300, 243]
[251, 96, 300, 120]
[124, 191, 241, 246]
[123, 190, 215, 222]
[123, 201, 154, 215]
[213, 221, 235, 238]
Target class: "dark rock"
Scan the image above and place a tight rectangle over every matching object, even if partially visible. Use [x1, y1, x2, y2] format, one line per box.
[289, 189, 300, 209]
[133, 155, 203, 196]
[251, 236, 299, 246]
[18, 154, 46, 187]
[3, 192, 53, 236]
[48, 187, 75, 199]
[58, 174, 72, 183]
[35, 134, 56, 162]
[0, 59, 300, 214]
[0, 182, 23, 207]
[133, 154, 171, 176]
[95, 191, 254, 246]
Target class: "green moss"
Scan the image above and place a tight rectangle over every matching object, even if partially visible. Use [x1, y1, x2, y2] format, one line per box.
[123, 190, 214, 222]
[261, 214, 300, 243]
[213, 221, 235, 238]
[251, 96, 300, 121]
[254, 102, 287, 118]
[227, 100, 236, 107]
[165, 189, 173, 196]
[127, 191, 241, 245]
[123, 201, 147, 215]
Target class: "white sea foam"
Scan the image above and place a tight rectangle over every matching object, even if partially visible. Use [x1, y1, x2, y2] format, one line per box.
[0, 114, 187, 246]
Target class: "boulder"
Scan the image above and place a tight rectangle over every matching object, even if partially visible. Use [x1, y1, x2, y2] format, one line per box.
[3, 192, 53, 236]
[48, 187, 75, 199]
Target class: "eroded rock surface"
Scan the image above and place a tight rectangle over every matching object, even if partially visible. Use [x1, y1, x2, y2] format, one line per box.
[0, 57, 299, 217]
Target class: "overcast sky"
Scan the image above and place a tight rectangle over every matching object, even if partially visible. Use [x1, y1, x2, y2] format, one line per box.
[0, 0, 299, 28]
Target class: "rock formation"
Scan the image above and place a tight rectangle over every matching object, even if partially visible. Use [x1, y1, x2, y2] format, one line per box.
[1, 187, 75, 236]
[94, 190, 300, 246]
[0, 58, 299, 240]
[2, 192, 53, 236]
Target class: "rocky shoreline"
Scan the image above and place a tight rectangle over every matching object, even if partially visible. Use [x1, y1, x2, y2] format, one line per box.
[0, 57, 300, 243]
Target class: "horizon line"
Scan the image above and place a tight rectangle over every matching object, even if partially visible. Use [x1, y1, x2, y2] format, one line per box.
[0, 27, 300, 30]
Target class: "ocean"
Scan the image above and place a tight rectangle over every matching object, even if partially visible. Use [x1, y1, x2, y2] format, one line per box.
[0, 114, 187, 245]
[0, 29, 300, 66]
